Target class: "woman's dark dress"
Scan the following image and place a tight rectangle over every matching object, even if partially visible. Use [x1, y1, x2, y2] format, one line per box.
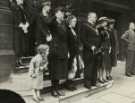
[49, 20, 69, 80]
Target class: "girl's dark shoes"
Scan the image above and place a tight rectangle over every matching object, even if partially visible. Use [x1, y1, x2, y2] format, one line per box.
[32, 97, 40, 103]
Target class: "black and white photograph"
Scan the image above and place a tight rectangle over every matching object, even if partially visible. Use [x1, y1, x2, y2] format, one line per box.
[0, 0, 135, 103]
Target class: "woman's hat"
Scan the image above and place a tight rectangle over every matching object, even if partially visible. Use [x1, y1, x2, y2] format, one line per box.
[96, 17, 111, 25]
[55, 6, 65, 13]
[41, 0, 51, 6]
[98, 17, 110, 23]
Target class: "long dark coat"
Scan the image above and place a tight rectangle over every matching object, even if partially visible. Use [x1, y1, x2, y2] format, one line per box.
[99, 27, 112, 71]
[49, 20, 69, 80]
[67, 27, 83, 78]
[109, 29, 119, 66]
[80, 22, 101, 85]
[10, 2, 29, 57]
[23, 0, 40, 55]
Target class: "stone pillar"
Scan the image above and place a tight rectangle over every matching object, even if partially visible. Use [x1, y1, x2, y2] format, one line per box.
[0, 0, 15, 82]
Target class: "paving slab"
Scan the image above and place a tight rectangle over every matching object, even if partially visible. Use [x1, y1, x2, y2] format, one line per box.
[100, 93, 135, 103]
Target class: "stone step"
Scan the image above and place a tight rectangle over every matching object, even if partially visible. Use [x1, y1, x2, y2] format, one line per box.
[23, 81, 113, 103]
[59, 81, 113, 102]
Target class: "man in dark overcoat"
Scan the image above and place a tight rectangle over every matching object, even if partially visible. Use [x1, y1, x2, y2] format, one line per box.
[35, 0, 53, 46]
[108, 19, 119, 80]
[23, 0, 40, 56]
[80, 12, 101, 89]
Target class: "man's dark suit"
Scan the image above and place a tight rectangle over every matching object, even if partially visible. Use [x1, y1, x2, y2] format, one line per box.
[80, 22, 101, 87]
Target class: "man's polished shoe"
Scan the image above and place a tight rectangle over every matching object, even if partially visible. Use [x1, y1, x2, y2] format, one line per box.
[84, 84, 91, 89]
[51, 90, 59, 97]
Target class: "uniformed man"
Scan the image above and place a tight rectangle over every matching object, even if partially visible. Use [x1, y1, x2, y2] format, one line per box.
[121, 22, 135, 77]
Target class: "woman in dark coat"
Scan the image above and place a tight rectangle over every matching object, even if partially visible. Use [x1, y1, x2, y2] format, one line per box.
[65, 15, 83, 91]
[97, 17, 112, 82]
[49, 7, 69, 97]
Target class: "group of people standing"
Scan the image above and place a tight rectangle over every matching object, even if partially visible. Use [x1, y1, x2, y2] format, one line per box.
[9, 0, 119, 102]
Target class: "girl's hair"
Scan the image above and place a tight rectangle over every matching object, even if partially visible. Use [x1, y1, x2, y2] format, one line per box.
[66, 15, 77, 25]
[37, 44, 49, 54]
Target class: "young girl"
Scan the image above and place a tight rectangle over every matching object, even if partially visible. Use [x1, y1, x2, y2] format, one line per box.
[29, 44, 49, 102]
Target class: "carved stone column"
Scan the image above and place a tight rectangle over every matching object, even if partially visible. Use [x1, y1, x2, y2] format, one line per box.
[0, 0, 15, 82]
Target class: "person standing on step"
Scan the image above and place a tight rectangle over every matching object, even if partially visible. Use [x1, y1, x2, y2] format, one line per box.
[80, 12, 101, 89]
[96, 17, 112, 83]
[108, 18, 119, 80]
[65, 15, 84, 91]
[49, 7, 69, 97]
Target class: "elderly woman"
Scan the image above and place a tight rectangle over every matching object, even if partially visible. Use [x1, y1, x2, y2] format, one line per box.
[65, 15, 83, 91]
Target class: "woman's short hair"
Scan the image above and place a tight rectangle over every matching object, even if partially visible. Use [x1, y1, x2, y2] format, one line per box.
[66, 15, 77, 25]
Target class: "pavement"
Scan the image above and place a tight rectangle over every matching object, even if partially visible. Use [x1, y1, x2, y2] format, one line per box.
[1, 61, 135, 103]
[60, 61, 135, 103]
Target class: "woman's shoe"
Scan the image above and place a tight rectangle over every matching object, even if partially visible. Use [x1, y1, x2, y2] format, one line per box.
[32, 97, 40, 103]
[98, 80, 105, 84]
[38, 97, 44, 101]
[106, 76, 112, 81]
[103, 79, 108, 83]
